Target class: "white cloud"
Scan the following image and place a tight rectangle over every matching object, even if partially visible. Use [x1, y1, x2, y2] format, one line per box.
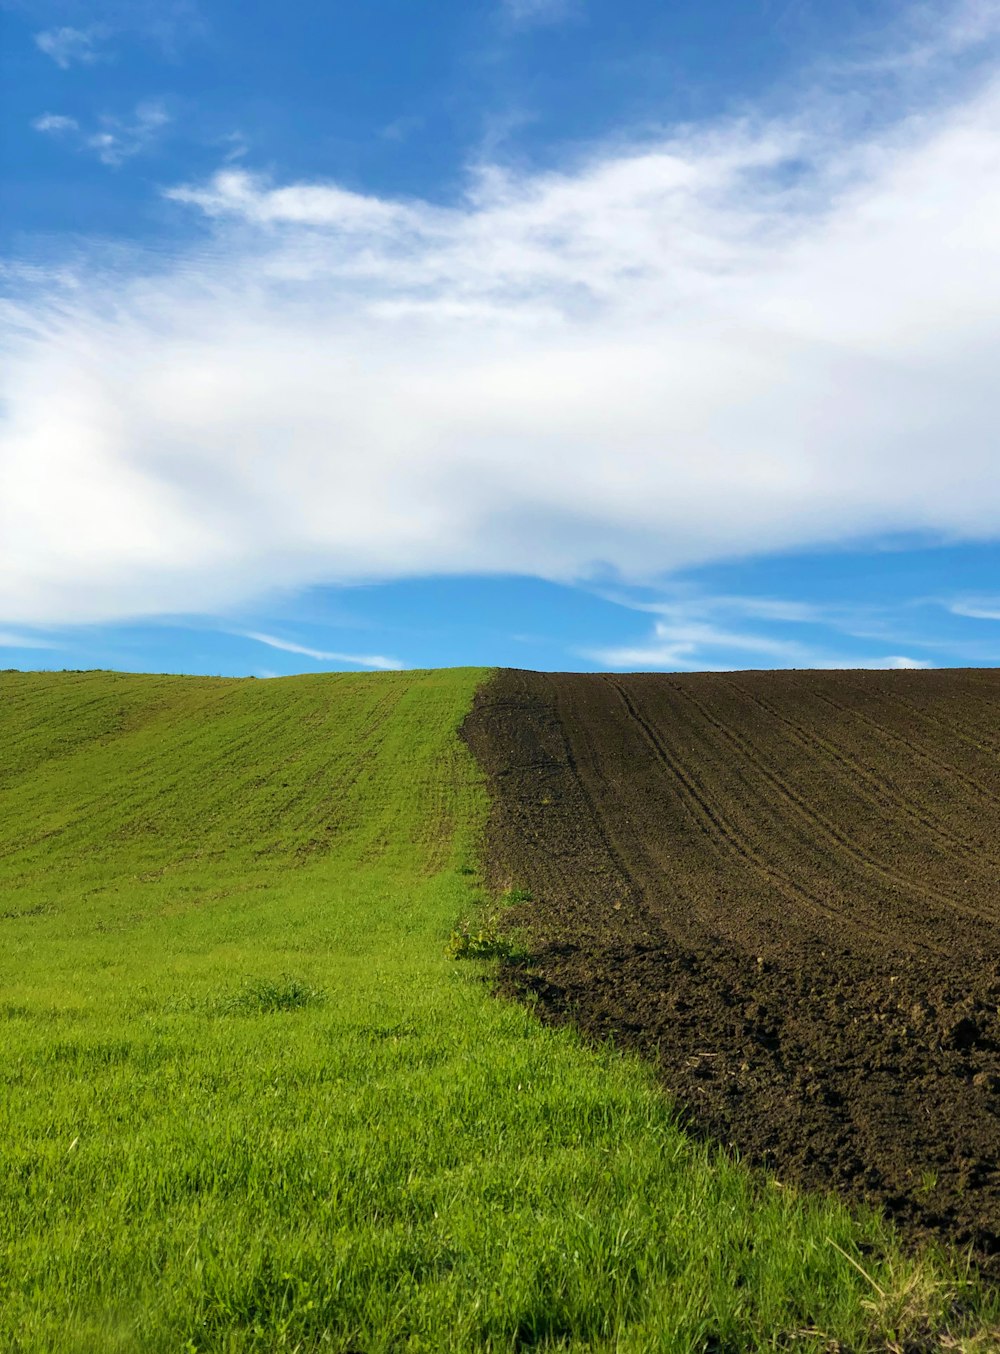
[166, 168, 414, 228]
[585, 618, 932, 671]
[598, 589, 837, 626]
[32, 113, 79, 135]
[86, 101, 171, 166]
[240, 631, 402, 671]
[380, 115, 424, 144]
[0, 631, 60, 649]
[35, 25, 103, 68]
[950, 599, 1000, 620]
[216, 130, 250, 163]
[31, 3, 205, 62]
[841, 0, 1000, 76]
[5, 3, 1000, 627]
[884, 655, 934, 669]
[30, 100, 170, 166]
[586, 587, 939, 669]
[502, 0, 577, 27]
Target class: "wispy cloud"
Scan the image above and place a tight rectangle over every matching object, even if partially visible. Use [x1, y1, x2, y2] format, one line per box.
[583, 586, 937, 671]
[834, 0, 1000, 77]
[0, 631, 61, 649]
[216, 130, 250, 163]
[4, 3, 1000, 627]
[597, 588, 839, 626]
[501, 0, 578, 28]
[380, 115, 424, 144]
[949, 598, 1000, 621]
[35, 25, 105, 68]
[240, 631, 403, 671]
[584, 617, 932, 672]
[31, 113, 79, 135]
[849, 656, 932, 670]
[32, 100, 171, 166]
[86, 101, 170, 166]
[30, 2, 205, 62]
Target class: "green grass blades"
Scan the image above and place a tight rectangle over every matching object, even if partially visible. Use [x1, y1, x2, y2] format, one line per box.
[1, 668, 995, 1352]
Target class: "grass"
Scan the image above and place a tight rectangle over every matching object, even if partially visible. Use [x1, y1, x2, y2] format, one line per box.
[0, 667, 996, 1352]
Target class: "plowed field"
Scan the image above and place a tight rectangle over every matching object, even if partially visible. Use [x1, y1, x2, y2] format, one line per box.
[462, 668, 1000, 1274]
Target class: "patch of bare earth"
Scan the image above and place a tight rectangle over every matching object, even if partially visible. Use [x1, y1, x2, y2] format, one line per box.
[461, 668, 1000, 1277]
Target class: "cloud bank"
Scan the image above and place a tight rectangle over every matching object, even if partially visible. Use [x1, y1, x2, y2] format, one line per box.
[4, 4, 1000, 627]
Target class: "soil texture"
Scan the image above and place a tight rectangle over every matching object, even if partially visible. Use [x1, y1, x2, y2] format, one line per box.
[461, 668, 1000, 1274]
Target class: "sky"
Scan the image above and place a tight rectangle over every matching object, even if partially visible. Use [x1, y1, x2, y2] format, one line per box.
[2, 0, 1000, 677]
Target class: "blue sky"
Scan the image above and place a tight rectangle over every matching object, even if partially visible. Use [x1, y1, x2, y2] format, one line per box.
[2, 0, 1000, 676]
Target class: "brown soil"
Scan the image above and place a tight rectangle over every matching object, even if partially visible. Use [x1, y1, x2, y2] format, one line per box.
[461, 668, 1000, 1275]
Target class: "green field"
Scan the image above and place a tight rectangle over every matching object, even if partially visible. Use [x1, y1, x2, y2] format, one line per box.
[1, 668, 996, 1352]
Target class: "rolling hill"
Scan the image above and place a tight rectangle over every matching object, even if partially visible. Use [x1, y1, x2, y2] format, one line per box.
[2, 667, 998, 1352]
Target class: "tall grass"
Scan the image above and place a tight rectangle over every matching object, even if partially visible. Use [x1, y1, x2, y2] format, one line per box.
[0, 668, 995, 1351]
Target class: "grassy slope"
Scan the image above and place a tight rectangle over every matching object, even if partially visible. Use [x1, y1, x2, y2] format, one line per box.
[1, 668, 995, 1353]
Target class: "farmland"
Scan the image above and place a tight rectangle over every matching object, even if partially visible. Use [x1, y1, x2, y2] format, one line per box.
[462, 667, 1000, 1279]
[2, 667, 999, 1351]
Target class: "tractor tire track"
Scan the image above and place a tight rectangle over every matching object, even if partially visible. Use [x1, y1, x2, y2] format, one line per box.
[667, 679, 989, 930]
[726, 677, 999, 866]
[809, 687, 1000, 807]
[603, 677, 866, 941]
